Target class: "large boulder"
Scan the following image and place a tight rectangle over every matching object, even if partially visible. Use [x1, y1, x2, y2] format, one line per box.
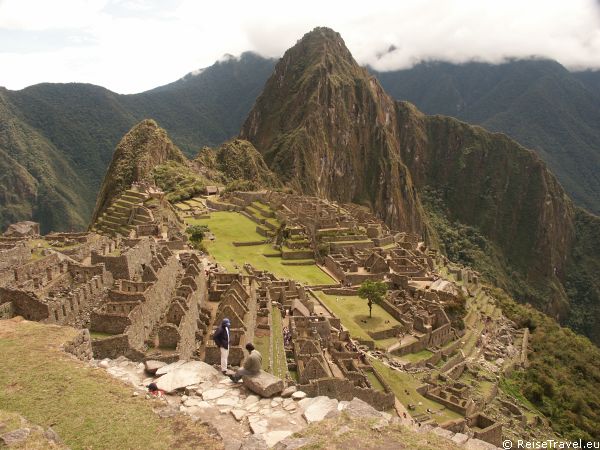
[155, 361, 219, 393]
[242, 371, 284, 397]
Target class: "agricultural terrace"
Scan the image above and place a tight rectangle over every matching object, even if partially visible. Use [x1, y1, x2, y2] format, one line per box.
[186, 212, 335, 285]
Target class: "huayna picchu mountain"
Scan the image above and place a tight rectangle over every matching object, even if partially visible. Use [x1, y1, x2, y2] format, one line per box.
[239, 27, 599, 344]
[240, 27, 426, 235]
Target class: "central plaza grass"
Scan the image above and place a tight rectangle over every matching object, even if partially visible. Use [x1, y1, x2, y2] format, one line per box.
[0, 319, 220, 450]
[187, 212, 335, 285]
[315, 292, 400, 345]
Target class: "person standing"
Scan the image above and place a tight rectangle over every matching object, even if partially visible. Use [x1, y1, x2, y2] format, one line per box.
[213, 318, 231, 374]
[229, 343, 262, 382]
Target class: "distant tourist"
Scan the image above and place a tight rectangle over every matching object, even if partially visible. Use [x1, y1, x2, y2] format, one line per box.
[229, 343, 262, 382]
[213, 318, 231, 374]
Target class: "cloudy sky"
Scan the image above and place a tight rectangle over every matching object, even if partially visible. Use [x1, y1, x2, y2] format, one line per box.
[1, 0, 599, 94]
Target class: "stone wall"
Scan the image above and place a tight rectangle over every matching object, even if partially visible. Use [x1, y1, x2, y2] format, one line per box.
[157, 257, 207, 359]
[91, 334, 144, 360]
[13, 253, 61, 284]
[0, 300, 14, 319]
[467, 414, 502, 447]
[0, 242, 29, 271]
[63, 328, 93, 361]
[91, 238, 152, 280]
[0, 268, 15, 287]
[298, 377, 395, 411]
[122, 254, 180, 351]
[0, 288, 49, 321]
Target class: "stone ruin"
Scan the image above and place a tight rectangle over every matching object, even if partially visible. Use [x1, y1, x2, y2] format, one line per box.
[203, 272, 258, 366]
[89, 239, 207, 362]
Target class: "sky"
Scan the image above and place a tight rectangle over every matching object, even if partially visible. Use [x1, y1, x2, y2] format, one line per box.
[1, 0, 599, 94]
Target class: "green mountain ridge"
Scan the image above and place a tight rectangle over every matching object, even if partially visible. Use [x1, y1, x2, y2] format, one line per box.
[0, 52, 276, 233]
[372, 60, 600, 215]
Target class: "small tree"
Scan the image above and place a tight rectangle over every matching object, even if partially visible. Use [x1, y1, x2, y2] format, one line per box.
[186, 225, 209, 250]
[358, 280, 388, 318]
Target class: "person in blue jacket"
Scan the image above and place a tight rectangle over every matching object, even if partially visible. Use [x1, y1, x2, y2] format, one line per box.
[213, 318, 230, 374]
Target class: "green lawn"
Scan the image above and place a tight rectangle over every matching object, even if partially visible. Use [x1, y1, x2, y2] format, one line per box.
[365, 371, 386, 391]
[254, 334, 271, 371]
[0, 320, 220, 450]
[187, 212, 335, 285]
[400, 349, 434, 363]
[369, 358, 463, 423]
[315, 293, 400, 344]
[271, 307, 288, 379]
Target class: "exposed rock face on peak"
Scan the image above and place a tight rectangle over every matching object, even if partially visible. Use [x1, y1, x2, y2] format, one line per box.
[240, 27, 426, 234]
[91, 119, 187, 223]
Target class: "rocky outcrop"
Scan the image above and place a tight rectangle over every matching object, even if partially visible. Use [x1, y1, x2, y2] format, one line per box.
[240, 27, 426, 235]
[90, 119, 187, 224]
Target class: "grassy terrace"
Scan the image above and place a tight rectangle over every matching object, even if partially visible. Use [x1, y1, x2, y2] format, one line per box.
[370, 358, 463, 423]
[187, 212, 335, 285]
[254, 334, 271, 371]
[315, 293, 400, 348]
[271, 307, 288, 379]
[399, 349, 434, 363]
[0, 319, 219, 450]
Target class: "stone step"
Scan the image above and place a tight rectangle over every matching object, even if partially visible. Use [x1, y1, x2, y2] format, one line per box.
[124, 190, 148, 200]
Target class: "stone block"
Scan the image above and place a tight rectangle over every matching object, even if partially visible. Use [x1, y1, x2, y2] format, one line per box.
[243, 371, 284, 398]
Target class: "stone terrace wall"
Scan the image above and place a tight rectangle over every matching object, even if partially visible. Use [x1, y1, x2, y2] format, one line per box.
[63, 328, 93, 361]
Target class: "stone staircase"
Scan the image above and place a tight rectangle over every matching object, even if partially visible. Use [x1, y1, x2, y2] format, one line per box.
[92, 189, 154, 237]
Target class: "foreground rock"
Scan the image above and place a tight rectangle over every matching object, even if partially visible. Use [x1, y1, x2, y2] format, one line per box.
[298, 396, 339, 423]
[144, 360, 166, 375]
[242, 371, 284, 398]
[155, 361, 220, 393]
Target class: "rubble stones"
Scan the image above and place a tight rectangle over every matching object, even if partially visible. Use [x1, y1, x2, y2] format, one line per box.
[291, 391, 306, 400]
[280, 386, 296, 398]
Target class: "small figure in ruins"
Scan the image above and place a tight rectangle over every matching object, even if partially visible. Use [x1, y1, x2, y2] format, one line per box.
[229, 343, 262, 382]
[213, 318, 231, 374]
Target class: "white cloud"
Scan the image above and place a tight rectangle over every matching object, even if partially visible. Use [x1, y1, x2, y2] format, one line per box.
[0, 0, 599, 93]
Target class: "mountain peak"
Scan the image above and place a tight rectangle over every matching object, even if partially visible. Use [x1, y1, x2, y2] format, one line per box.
[239, 29, 425, 233]
[90, 119, 186, 224]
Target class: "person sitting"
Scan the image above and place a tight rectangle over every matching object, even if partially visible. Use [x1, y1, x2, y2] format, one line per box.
[229, 343, 262, 382]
